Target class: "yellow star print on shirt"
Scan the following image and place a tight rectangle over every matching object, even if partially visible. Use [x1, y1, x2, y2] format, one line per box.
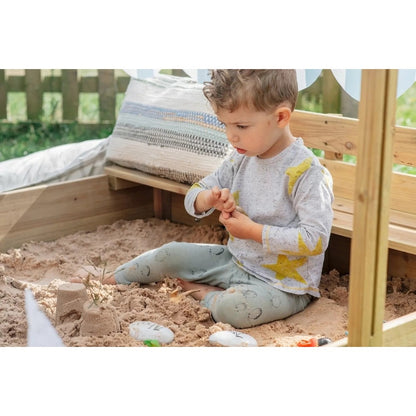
[190, 183, 202, 190]
[285, 157, 313, 195]
[229, 190, 244, 241]
[262, 255, 307, 284]
[281, 231, 323, 256]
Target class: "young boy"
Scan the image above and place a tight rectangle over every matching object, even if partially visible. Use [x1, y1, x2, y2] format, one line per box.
[97, 70, 334, 329]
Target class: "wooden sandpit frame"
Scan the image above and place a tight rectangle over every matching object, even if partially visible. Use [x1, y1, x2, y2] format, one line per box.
[1, 69, 415, 346]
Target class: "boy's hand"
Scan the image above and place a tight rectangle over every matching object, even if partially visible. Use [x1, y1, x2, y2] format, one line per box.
[195, 186, 236, 216]
[211, 186, 236, 218]
[219, 209, 263, 243]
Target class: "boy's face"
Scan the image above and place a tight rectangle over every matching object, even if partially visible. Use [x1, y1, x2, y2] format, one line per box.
[216, 106, 293, 159]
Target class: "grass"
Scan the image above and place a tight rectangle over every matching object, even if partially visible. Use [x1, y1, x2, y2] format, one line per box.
[0, 122, 113, 161]
[0, 89, 123, 162]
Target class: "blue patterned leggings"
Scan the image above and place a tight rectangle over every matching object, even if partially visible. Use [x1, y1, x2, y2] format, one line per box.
[114, 242, 311, 329]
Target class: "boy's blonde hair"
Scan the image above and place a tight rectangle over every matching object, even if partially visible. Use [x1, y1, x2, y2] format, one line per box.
[203, 69, 298, 113]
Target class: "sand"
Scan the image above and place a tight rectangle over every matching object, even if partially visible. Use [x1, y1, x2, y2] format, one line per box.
[1, 217, 415, 348]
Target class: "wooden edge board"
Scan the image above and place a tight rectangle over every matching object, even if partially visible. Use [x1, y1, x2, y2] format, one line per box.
[0, 175, 153, 251]
[325, 311, 416, 347]
[104, 165, 190, 195]
[382, 311, 416, 346]
[332, 210, 416, 255]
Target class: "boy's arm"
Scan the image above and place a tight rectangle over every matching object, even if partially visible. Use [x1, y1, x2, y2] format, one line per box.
[185, 184, 216, 218]
[184, 152, 236, 218]
[262, 167, 334, 256]
[221, 166, 333, 254]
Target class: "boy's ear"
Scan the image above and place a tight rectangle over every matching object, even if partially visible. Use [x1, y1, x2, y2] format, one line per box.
[274, 107, 292, 127]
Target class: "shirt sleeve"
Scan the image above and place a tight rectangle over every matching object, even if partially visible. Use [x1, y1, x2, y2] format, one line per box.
[184, 152, 237, 218]
[262, 165, 334, 257]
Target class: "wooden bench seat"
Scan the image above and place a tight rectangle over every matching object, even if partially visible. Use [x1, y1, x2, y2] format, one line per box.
[104, 164, 416, 256]
[333, 197, 416, 256]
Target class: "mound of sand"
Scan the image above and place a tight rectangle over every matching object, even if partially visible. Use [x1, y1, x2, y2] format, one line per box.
[1, 218, 415, 347]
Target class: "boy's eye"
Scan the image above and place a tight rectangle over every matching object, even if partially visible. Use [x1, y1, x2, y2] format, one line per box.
[237, 125, 248, 129]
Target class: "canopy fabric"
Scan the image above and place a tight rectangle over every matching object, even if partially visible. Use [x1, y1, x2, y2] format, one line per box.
[124, 69, 416, 100]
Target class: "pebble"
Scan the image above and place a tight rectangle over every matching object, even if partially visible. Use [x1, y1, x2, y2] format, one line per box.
[129, 321, 174, 344]
[208, 330, 258, 347]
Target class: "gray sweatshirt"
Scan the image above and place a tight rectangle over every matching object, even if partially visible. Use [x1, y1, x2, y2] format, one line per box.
[185, 138, 334, 297]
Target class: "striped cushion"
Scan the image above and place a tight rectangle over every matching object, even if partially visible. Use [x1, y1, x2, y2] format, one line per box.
[106, 74, 231, 184]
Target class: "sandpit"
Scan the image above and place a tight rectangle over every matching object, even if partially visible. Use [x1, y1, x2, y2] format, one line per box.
[1, 217, 416, 348]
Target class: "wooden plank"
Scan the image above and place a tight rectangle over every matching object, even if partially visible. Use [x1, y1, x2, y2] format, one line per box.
[333, 196, 416, 230]
[109, 162, 416, 215]
[116, 76, 130, 93]
[331, 209, 354, 239]
[320, 158, 416, 216]
[324, 337, 348, 347]
[6, 75, 25, 92]
[153, 189, 172, 219]
[394, 126, 416, 167]
[62, 70, 79, 121]
[390, 171, 416, 215]
[25, 70, 42, 121]
[7, 72, 127, 94]
[388, 225, 416, 254]
[80, 75, 128, 93]
[0, 175, 153, 251]
[107, 176, 142, 191]
[324, 151, 343, 161]
[319, 158, 355, 201]
[382, 312, 416, 346]
[332, 206, 416, 255]
[347, 69, 398, 347]
[0, 70, 6, 119]
[326, 312, 416, 347]
[104, 165, 190, 195]
[42, 75, 62, 92]
[293, 110, 416, 167]
[332, 212, 416, 255]
[98, 70, 116, 123]
[291, 110, 358, 157]
[79, 76, 98, 93]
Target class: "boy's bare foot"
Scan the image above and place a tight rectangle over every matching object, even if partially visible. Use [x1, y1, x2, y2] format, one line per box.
[70, 265, 117, 285]
[177, 279, 224, 301]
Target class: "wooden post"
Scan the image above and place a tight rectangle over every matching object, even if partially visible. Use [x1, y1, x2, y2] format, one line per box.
[98, 70, 116, 123]
[25, 70, 42, 121]
[62, 70, 79, 122]
[0, 70, 6, 119]
[153, 189, 172, 220]
[347, 69, 398, 346]
[322, 70, 342, 161]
